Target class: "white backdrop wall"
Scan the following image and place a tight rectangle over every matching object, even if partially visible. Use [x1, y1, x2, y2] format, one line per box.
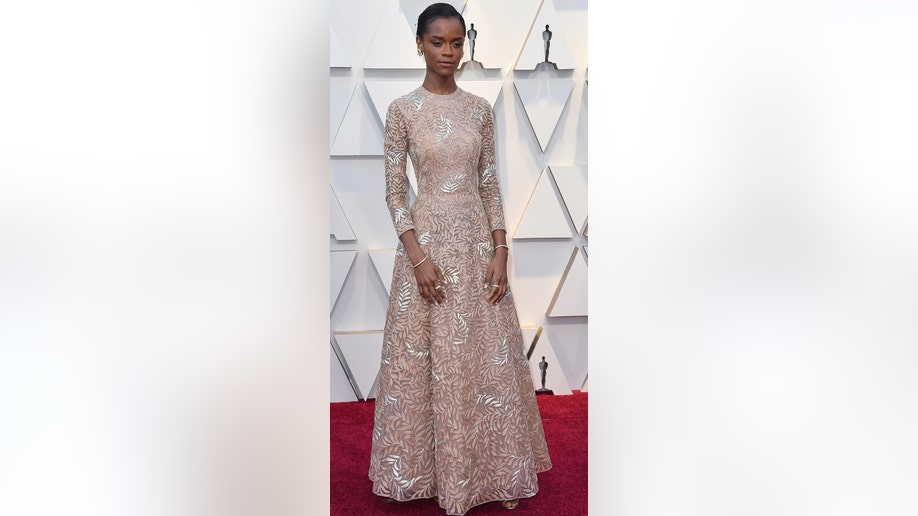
[329, 0, 589, 402]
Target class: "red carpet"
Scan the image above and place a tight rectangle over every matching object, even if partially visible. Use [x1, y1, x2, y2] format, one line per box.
[330, 391, 588, 515]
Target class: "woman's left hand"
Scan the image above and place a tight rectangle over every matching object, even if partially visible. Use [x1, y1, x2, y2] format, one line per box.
[484, 251, 509, 305]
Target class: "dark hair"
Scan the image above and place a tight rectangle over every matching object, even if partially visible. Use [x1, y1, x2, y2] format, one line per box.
[416, 3, 466, 39]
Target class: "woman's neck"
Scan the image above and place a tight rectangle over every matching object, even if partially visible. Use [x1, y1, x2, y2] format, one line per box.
[421, 74, 458, 95]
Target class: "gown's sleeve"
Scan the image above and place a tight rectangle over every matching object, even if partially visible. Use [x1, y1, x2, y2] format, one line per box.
[384, 100, 415, 237]
[477, 102, 507, 233]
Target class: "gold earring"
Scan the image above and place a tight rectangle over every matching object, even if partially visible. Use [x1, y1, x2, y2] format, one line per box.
[417, 48, 423, 56]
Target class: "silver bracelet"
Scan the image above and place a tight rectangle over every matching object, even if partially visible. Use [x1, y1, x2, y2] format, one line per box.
[411, 255, 428, 268]
[495, 244, 509, 252]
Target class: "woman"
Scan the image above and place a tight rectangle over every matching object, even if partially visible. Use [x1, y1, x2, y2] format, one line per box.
[368, 4, 552, 514]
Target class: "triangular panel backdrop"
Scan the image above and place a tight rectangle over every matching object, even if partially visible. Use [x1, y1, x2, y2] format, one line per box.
[329, 0, 588, 401]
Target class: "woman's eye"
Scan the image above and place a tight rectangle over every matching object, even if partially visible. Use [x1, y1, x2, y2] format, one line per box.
[433, 41, 441, 46]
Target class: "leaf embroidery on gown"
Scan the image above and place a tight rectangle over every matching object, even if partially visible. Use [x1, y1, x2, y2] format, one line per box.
[453, 313, 470, 346]
[406, 341, 429, 359]
[440, 265, 460, 284]
[441, 174, 464, 193]
[394, 207, 409, 225]
[480, 163, 496, 185]
[475, 393, 504, 409]
[407, 90, 425, 111]
[386, 150, 403, 165]
[396, 281, 411, 312]
[436, 115, 452, 142]
[382, 455, 422, 496]
[492, 337, 510, 366]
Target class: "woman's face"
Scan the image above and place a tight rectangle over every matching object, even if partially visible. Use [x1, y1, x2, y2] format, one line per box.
[416, 17, 465, 78]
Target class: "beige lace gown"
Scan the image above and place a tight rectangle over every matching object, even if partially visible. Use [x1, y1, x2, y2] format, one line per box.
[368, 86, 552, 515]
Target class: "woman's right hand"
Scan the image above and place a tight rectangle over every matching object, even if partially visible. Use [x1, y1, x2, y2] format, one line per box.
[413, 257, 446, 304]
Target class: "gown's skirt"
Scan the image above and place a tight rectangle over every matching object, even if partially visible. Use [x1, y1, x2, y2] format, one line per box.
[369, 214, 552, 515]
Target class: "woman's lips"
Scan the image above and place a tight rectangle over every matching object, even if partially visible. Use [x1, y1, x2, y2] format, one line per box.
[439, 61, 455, 67]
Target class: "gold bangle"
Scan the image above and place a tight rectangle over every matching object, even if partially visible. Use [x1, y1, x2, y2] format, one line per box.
[495, 244, 509, 252]
[411, 255, 428, 268]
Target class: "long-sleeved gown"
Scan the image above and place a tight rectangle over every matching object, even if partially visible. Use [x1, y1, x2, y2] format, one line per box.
[368, 86, 552, 516]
